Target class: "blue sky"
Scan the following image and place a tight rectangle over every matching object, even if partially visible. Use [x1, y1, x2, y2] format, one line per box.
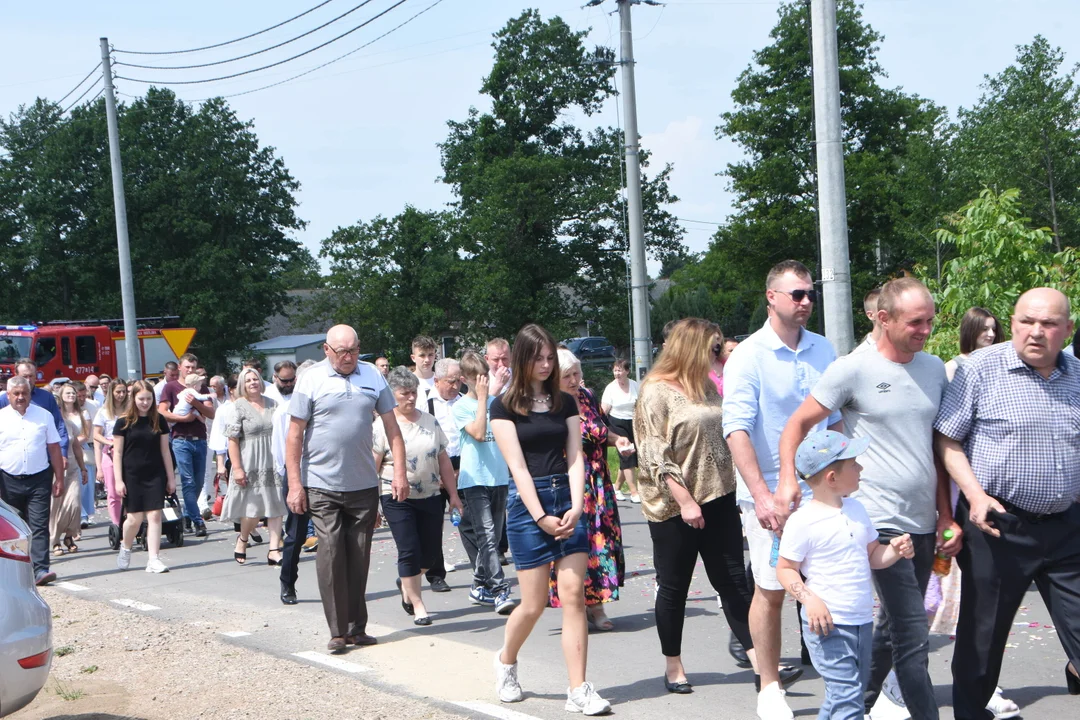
[3, 1, 1078, 274]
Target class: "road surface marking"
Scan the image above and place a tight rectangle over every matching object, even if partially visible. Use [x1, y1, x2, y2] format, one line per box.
[292, 651, 369, 674]
[450, 701, 545, 720]
[55, 582, 88, 592]
[220, 631, 251, 638]
[111, 598, 160, 611]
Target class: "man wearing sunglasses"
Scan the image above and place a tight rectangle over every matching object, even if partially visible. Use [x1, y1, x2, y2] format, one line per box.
[722, 259, 841, 720]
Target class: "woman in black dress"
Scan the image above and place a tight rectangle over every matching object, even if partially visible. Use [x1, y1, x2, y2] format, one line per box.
[114, 380, 176, 574]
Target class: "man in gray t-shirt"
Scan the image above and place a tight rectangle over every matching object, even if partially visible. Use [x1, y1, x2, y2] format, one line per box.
[286, 325, 407, 653]
[778, 278, 960, 719]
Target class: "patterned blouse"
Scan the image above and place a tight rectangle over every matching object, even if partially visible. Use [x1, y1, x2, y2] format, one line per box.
[373, 411, 448, 500]
[633, 380, 734, 522]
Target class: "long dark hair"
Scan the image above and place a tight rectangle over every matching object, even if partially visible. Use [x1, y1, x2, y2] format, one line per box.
[502, 324, 563, 416]
[959, 307, 1004, 355]
[123, 380, 163, 434]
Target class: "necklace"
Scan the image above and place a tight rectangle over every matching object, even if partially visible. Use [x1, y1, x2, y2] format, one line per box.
[531, 393, 552, 404]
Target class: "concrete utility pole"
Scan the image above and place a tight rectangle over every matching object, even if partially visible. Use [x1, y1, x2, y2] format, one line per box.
[100, 38, 142, 379]
[809, 0, 855, 354]
[616, 0, 652, 379]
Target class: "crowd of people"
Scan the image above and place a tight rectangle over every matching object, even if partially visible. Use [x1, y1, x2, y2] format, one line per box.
[1, 259, 1079, 719]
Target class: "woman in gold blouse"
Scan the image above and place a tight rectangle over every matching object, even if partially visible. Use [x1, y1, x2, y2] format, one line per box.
[634, 317, 757, 694]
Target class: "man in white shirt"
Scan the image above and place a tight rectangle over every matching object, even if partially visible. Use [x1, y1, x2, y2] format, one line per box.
[0, 377, 64, 586]
[426, 358, 463, 593]
[851, 287, 883, 355]
[155, 361, 180, 402]
[411, 335, 438, 404]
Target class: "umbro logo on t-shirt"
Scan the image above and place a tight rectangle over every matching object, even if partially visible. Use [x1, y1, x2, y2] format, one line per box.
[876, 382, 891, 393]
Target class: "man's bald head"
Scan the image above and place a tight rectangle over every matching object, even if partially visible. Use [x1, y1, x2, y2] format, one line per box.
[326, 324, 358, 348]
[324, 324, 361, 375]
[1012, 287, 1074, 371]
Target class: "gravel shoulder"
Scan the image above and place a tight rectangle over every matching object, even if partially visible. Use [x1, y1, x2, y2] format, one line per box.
[12, 587, 464, 720]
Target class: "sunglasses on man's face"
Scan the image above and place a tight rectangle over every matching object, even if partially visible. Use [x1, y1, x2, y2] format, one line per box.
[777, 288, 818, 303]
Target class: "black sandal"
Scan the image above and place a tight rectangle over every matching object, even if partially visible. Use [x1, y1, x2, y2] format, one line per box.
[234, 534, 249, 565]
[396, 577, 414, 615]
[267, 546, 283, 567]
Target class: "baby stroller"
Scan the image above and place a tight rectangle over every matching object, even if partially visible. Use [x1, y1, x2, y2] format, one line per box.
[108, 494, 186, 550]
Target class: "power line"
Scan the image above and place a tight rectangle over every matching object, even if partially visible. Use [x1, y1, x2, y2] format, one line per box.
[116, 0, 412, 86]
[113, 0, 338, 56]
[677, 217, 723, 225]
[55, 63, 102, 105]
[207, 0, 447, 100]
[62, 76, 103, 114]
[115, 0, 379, 71]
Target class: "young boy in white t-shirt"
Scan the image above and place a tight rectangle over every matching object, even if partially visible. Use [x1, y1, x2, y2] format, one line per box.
[776, 430, 915, 720]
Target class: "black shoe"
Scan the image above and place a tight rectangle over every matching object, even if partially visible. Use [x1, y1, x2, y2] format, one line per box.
[396, 578, 414, 615]
[498, 552, 509, 567]
[729, 633, 752, 669]
[429, 577, 451, 593]
[1068, 662, 1080, 695]
[280, 582, 298, 605]
[249, 530, 263, 545]
[184, 518, 193, 533]
[664, 676, 693, 694]
[413, 616, 433, 626]
[754, 665, 804, 692]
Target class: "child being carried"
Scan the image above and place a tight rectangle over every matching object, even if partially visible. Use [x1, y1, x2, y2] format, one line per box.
[173, 373, 213, 419]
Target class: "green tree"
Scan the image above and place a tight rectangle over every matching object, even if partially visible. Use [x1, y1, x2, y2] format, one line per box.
[440, 10, 684, 346]
[650, 284, 717, 342]
[916, 188, 1079, 359]
[674, 0, 947, 336]
[0, 88, 310, 369]
[952, 36, 1080, 251]
[319, 207, 461, 360]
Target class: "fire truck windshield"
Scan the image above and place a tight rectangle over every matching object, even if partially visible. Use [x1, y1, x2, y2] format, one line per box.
[0, 335, 32, 363]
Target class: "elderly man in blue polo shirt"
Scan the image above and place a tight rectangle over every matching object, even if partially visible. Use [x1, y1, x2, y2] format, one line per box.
[286, 325, 407, 654]
[723, 259, 839, 720]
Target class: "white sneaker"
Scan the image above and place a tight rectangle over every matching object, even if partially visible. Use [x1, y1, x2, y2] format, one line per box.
[145, 557, 169, 574]
[565, 681, 611, 715]
[987, 687, 1020, 719]
[881, 670, 906, 708]
[444, 560, 456, 573]
[869, 690, 910, 720]
[494, 649, 523, 703]
[614, 490, 626, 501]
[116, 546, 132, 570]
[757, 681, 794, 720]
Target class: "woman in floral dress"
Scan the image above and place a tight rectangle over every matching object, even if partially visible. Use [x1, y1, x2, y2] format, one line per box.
[549, 348, 631, 630]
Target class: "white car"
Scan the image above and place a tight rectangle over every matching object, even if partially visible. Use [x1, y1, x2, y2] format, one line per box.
[0, 499, 52, 717]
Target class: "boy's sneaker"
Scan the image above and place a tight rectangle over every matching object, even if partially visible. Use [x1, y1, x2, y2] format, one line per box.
[302, 536, 319, 553]
[757, 681, 794, 720]
[565, 681, 611, 715]
[117, 546, 132, 570]
[145, 557, 169, 574]
[494, 649, 523, 703]
[470, 586, 495, 606]
[987, 687, 1020, 719]
[494, 590, 516, 615]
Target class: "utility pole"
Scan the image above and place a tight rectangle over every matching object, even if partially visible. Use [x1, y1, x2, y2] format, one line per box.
[616, 0, 652, 379]
[100, 38, 142, 379]
[809, 0, 855, 354]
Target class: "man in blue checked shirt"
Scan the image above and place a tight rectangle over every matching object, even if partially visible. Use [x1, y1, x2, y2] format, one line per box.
[936, 287, 1080, 720]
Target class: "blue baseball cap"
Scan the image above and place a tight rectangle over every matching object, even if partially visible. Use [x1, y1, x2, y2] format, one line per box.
[795, 430, 871, 480]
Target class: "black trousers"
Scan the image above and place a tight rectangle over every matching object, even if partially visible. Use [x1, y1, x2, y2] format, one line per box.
[952, 497, 1080, 719]
[279, 480, 308, 588]
[649, 492, 754, 657]
[424, 487, 449, 583]
[382, 494, 446, 577]
[0, 468, 53, 576]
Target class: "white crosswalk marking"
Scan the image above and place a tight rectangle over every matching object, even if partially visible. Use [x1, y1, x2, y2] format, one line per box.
[291, 650, 369, 674]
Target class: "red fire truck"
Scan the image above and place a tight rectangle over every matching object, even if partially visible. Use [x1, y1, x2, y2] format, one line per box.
[0, 317, 197, 386]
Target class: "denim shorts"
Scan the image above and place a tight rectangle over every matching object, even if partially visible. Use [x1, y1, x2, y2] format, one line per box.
[506, 474, 588, 571]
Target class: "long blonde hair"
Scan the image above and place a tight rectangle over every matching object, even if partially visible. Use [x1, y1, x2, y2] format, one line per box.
[642, 317, 722, 403]
[58, 384, 89, 439]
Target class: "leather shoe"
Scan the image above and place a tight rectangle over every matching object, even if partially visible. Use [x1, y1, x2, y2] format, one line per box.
[729, 633, 752, 668]
[754, 665, 804, 692]
[327, 637, 347, 653]
[347, 633, 378, 647]
[429, 577, 451, 593]
[664, 676, 693, 694]
[280, 582, 297, 605]
[1067, 662, 1080, 695]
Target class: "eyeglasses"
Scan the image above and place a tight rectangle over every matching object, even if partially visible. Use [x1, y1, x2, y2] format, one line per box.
[327, 345, 360, 357]
[776, 289, 818, 303]
[276, 377, 296, 384]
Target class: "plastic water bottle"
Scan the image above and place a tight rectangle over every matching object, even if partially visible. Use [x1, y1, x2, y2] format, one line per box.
[932, 528, 954, 575]
[450, 508, 462, 527]
[769, 533, 780, 568]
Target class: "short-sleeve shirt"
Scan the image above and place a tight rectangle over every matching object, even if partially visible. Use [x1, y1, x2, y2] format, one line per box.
[373, 412, 447, 499]
[93, 407, 120, 441]
[934, 342, 1080, 514]
[811, 346, 948, 534]
[0, 404, 60, 475]
[489, 392, 578, 478]
[453, 395, 510, 489]
[288, 359, 395, 492]
[601, 379, 639, 420]
[779, 498, 879, 626]
[113, 414, 169, 482]
[159, 379, 209, 439]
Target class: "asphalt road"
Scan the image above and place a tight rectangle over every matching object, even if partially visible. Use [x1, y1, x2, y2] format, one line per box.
[41, 500, 1078, 720]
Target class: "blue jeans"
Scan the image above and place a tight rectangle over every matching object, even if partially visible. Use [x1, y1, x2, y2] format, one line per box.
[80, 462, 96, 520]
[171, 437, 207, 525]
[802, 614, 872, 720]
[459, 485, 509, 594]
[866, 530, 937, 718]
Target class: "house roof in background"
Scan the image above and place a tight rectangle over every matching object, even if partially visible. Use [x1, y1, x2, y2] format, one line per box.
[250, 334, 326, 352]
